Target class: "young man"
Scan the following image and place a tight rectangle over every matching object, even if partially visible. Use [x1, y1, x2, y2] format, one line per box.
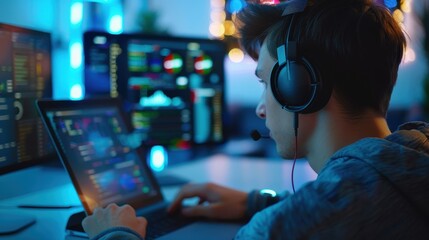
[82, 0, 429, 239]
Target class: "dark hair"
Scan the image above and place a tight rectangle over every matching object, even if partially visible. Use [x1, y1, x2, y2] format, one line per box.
[235, 0, 406, 116]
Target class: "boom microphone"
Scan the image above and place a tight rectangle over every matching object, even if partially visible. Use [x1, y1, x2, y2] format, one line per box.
[250, 129, 270, 141]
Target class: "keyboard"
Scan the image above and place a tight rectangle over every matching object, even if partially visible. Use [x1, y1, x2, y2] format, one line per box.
[66, 210, 195, 239]
[145, 210, 195, 239]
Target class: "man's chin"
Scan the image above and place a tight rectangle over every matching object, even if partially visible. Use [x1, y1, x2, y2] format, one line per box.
[277, 148, 305, 160]
[277, 150, 295, 159]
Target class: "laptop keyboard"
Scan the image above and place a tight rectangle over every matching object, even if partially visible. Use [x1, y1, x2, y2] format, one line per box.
[145, 210, 195, 239]
[66, 210, 195, 239]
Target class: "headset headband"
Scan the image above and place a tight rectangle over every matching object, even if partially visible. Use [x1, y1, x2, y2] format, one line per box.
[277, 0, 307, 65]
[280, 0, 308, 16]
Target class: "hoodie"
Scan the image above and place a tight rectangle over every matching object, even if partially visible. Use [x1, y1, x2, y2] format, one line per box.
[235, 121, 429, 239]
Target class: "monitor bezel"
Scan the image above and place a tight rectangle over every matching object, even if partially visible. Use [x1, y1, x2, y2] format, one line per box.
[0, 22, 55, 175]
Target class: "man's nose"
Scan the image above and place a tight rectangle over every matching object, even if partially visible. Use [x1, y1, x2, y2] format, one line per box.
[256, 101, 266, 119]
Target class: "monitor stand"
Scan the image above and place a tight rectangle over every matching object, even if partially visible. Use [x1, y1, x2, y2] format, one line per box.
[0, 213, 36, 235]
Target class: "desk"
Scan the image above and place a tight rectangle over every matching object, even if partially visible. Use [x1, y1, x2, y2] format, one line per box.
[0, 154, 317, 240]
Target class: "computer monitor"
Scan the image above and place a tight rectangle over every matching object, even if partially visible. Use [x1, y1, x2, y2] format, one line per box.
[0, 23, 53, 175]
[83, 32, 228, 150]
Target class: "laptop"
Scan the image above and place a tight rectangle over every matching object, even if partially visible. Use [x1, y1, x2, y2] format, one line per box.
[36, 98, 244, 240]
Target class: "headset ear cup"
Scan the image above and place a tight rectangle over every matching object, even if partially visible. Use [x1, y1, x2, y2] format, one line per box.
[297, 57, 332, 114]
[270, 58, 321, 113]
[270, 62, 284, 106]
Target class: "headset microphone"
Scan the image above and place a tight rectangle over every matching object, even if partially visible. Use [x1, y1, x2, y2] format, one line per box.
[250, 129, 270, 141]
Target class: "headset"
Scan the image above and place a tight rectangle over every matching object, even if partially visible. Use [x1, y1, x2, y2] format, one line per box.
[268, 0, 333, 194]
[270, 0, 331, 114]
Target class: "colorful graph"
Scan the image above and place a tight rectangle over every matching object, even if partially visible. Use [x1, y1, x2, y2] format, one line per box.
[139, 90, 184, 108]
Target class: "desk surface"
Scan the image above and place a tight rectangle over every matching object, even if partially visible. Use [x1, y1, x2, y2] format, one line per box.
[0, 154, 317, 240]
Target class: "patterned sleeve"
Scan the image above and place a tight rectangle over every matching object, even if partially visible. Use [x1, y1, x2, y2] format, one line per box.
[91, 227, 144, 240]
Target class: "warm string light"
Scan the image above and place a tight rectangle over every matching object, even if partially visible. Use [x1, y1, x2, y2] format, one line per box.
[391, 0, 415, 64]
[209, 0, 226, 38]
[259, 0, 281, 5]
[210, 0, 245, 62]
[213, 0, 414, 64]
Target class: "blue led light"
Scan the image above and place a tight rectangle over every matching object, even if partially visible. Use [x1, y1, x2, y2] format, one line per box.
[227, 0, 246, 14]
[70, 84, 83, 100]
[260, 189, 277, 197]
[70, 42, 83, 69]
[70, 2, 83, 24]
[384, 0, 397, 9]
[109, 15, 123, 34]
[149, 145, 168, 172]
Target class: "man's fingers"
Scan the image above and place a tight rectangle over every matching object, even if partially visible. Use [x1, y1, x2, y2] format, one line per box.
[168, 184, 210, 212]
[181, 204, 213, 217]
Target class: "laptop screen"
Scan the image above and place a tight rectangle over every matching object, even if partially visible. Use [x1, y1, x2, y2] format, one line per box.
[36, 98, 164, 214]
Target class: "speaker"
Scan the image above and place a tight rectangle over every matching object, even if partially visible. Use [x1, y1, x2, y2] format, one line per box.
[270, 1, 330, 114]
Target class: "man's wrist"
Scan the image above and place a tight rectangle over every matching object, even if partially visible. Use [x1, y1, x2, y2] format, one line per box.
[246, 189, 280, 218]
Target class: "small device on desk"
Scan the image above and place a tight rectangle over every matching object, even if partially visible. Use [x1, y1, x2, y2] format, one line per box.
[0, 214, 36, 235]
[0, 165, 82, 237]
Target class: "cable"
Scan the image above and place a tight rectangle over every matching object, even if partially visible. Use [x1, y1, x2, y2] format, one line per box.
[291, 113, 299, 194]
[291, 134, 297, 194]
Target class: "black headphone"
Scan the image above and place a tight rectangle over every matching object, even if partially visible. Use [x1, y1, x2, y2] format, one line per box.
[270, 0, 331, 114]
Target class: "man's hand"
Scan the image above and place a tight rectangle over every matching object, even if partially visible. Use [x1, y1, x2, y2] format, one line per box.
[168, 183, 248, 220]
[82, 203, 147, 239]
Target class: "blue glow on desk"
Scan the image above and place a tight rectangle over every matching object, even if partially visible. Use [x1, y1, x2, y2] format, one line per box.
[148, 145, 168, 172]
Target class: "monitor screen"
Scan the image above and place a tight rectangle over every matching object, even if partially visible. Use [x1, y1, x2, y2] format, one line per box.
[83, 32, 227, 149]
[0, 23, 53, 174]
